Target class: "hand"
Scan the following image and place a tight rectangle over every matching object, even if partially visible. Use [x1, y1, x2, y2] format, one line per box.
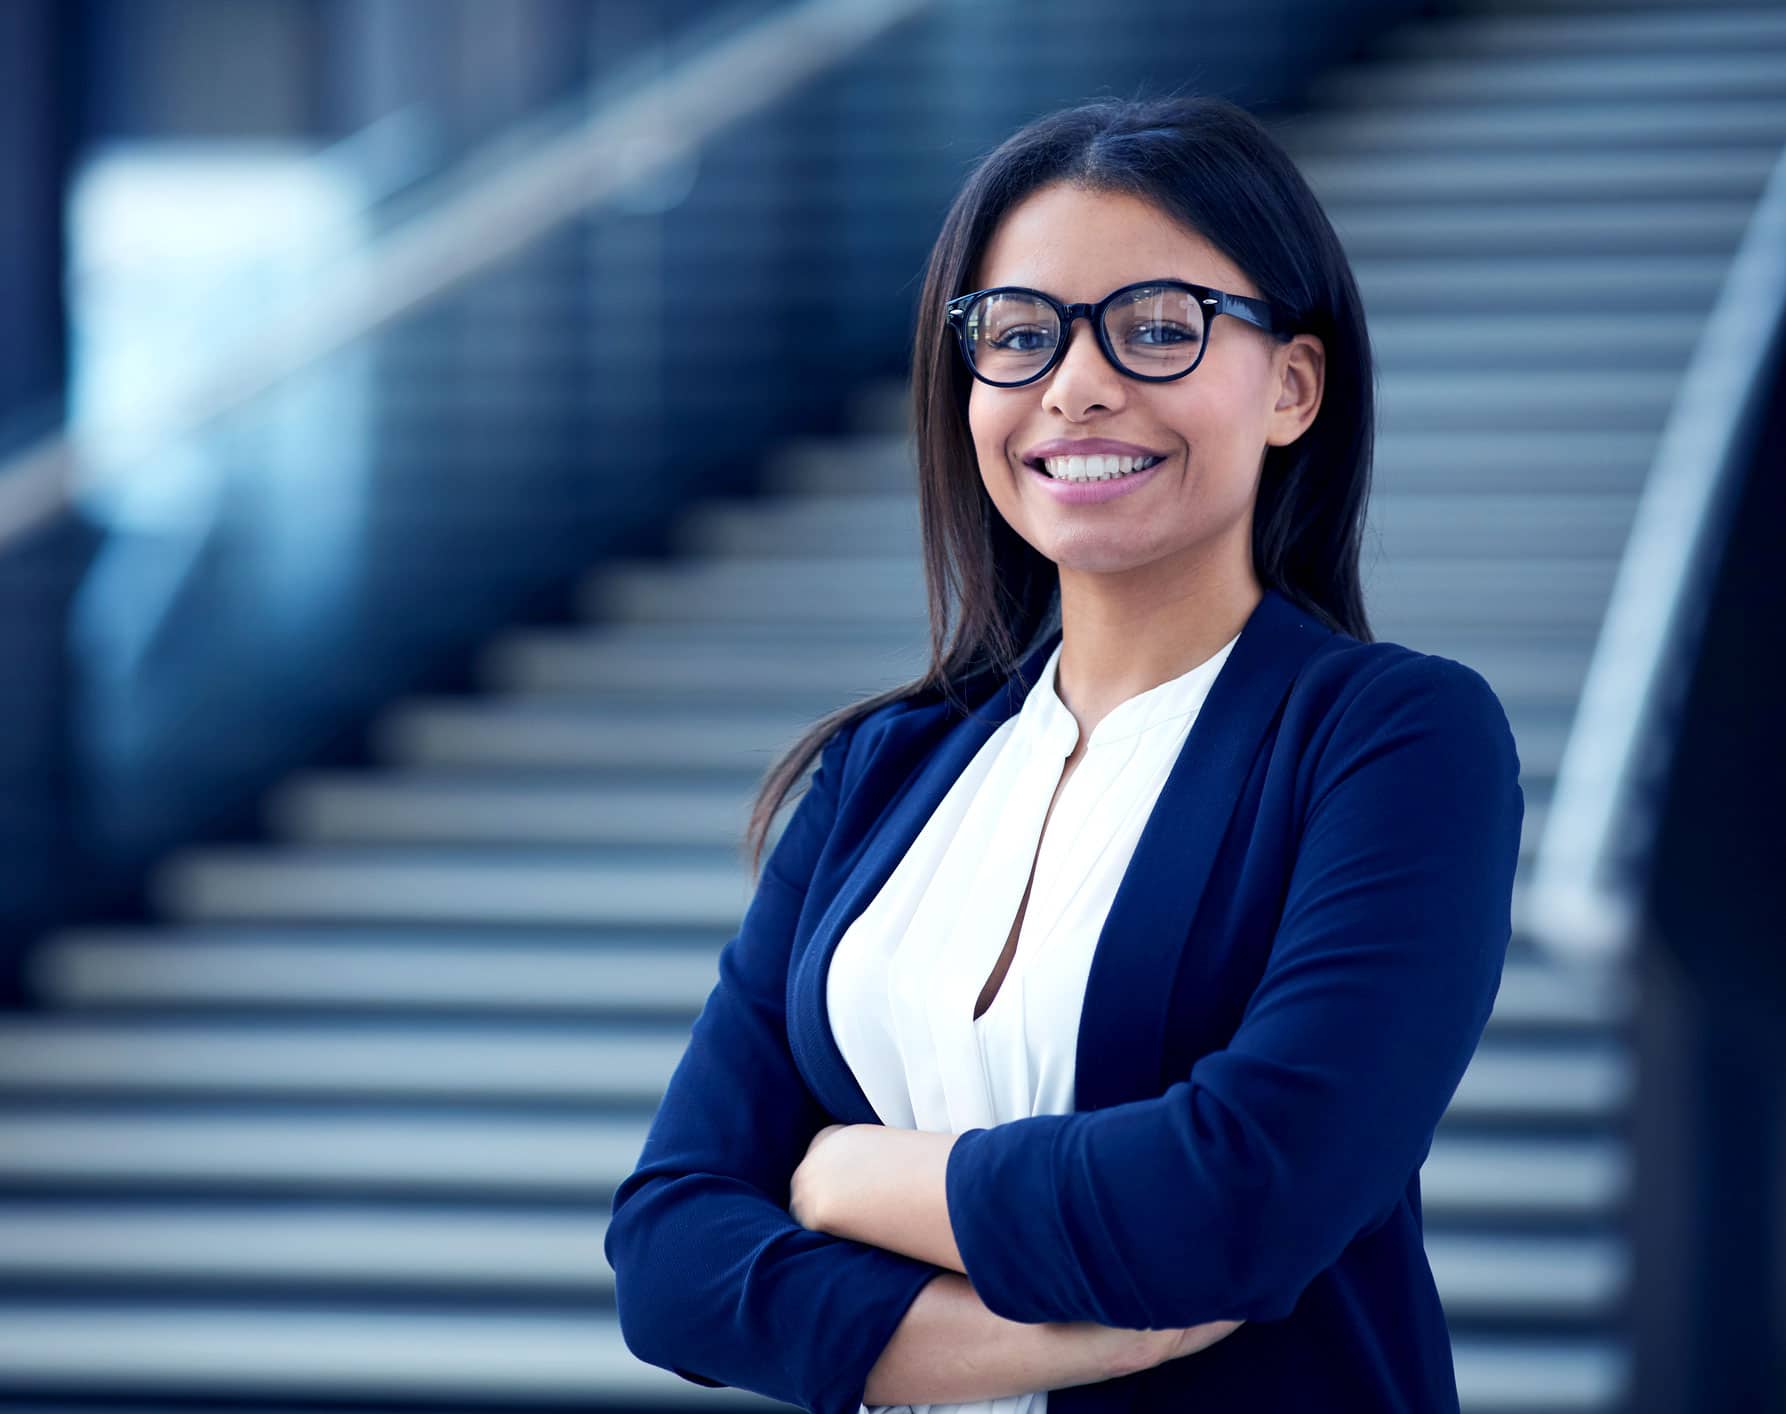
[788, 1122, 852, 1231]
[1114, 1318, 1247, 1375]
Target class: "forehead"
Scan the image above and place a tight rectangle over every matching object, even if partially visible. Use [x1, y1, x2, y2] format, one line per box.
[971, 182, 1257, 301]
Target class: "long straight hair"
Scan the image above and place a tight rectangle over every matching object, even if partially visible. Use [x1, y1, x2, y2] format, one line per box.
[743, 93, 1376, 882]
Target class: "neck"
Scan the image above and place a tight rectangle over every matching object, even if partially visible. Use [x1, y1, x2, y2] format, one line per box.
[1050, 569, 1262, 735]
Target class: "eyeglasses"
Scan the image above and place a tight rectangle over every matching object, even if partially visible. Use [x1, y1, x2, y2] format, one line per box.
[944, 279, 1294, 388]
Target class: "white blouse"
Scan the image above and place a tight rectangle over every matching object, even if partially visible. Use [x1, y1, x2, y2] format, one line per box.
[826, 626, 1243, 1414]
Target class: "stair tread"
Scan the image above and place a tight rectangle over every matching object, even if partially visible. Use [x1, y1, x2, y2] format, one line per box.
[0, 1017, 1631, 1122]
[0, 1300, 1631, 1407]
[0, 1106, 1629, 1199]
[0, 1204, 1627, 1315]
[30, 934, 1627, 1029]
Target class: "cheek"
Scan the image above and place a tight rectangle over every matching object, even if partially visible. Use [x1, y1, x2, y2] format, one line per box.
[1197, 369, 1267, 440]
[968, 390, 1019, 473]
[967, 385, 994, 442]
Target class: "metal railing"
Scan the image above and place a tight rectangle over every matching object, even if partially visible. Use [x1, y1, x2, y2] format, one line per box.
[0, 0, 936, 552]
[1526, 138, 1786, 966]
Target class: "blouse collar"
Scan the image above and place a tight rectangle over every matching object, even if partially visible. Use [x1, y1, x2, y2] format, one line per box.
[1022, 629, 1244, 756]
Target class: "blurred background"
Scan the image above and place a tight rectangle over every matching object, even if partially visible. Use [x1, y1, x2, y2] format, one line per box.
[0, 0, 1782, 1410]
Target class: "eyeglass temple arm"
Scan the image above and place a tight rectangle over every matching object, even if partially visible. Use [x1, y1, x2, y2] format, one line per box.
[1216, 289, 1293, 334]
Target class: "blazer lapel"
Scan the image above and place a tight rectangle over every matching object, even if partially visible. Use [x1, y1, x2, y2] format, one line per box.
[1073, 588, 1332, 1111]
[790, 631, 1061, 1123]
[790, 588, 1332, 1124]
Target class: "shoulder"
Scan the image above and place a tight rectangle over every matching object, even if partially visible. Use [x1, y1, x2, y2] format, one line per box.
[825, 669, 1008, 798]
[1287, 635, 1519, 776]
[823, 694, 937, 804]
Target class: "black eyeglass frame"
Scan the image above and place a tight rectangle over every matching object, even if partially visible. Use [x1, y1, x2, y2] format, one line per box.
[944, 279, 1297, 388]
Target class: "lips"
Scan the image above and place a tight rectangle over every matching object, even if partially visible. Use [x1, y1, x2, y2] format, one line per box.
[1020, 438, 1169, 468]
[1023, 452, 1167, 504]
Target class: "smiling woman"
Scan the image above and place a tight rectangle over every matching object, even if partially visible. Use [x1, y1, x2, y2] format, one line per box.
[966, 182, 1325, 632]
[605, 92, 1521, 1414]
[731, 93, 1375, 846]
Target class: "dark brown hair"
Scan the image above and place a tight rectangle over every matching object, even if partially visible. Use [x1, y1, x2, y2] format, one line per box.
[741, 92, 1377, 883]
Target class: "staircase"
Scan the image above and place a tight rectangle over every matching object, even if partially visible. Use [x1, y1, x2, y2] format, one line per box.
[6, 1, 1786, 1410]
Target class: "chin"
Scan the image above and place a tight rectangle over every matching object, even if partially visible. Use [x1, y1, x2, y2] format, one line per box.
[1041, 539, 1170, 576]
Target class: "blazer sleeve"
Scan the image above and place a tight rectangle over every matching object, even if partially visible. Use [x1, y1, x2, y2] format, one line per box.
[603, 714, 944, 1412]
[942, 653, 1525, 1328]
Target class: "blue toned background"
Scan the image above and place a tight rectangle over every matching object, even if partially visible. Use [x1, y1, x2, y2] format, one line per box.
[0, 1, 1781, 1410]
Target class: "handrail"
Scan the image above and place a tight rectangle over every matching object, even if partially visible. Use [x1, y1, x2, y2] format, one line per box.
[55, 104, 441, 422]
[0, 105, 436, 509]
[0, 0, 935, 552]
[1525, 137, 1786, 966]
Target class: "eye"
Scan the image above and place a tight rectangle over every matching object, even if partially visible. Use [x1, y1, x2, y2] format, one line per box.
[1126, 321, 1199, 346]
[988, 325, 1057, 353]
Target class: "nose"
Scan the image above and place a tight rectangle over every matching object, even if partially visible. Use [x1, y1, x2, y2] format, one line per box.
[1042, 313, 1125, 416]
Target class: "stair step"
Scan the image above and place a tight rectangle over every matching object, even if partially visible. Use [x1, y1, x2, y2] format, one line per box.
[1375, 370, 1679, 432]
[0, 1201, 614, 1294]
[267, 773, 761, 846]
[1367, 560, 1619, 629]
[1329, 200, 1751, 257]
[29, 934, 1629, 1030]
[1352, 255, 1728, 312]
[0, 1019, 1628, 1123]
[1368, 314, 1700, 373]
[1426, 1233, 1629, 1319]
[27, 929, 729, 1015]
[1420, 1136, 1629, 1219]
[0, 1017, 686, 1104]
[0, 1108, 1626, 1218]
[484, 621, 1591, 713]
[479, 631, 928, 699]
[104, 821, 1571, 942]
[1301, 147, 1777, 203]
[579, 555, 1619, 629]
[373, 700, 817, 771]
[0, 1305, 685, 1402]
[1284, 97, 1786, 152]
[1369, 8, 1786, 62]
[1368, 433, 1656, 494]
[548, 618, 927, 648]
[764, 429, 1661, 496]
[763, 431, 915, 495]
[0, 1300, 1629, 1408]
[0, 1109, 646, 1198]
[150, 850, 754, 928]
[846, 379, 913, 439]
[571, 554, 931, 625]
[679, 490, 1641, 561]
[104, 862, 1577, 973]
[482, 639, 1585, 724]
[365, 689, 1568, 800]
[0, 1204, 1626, 1323]
[1313, 52, 1786, 107]
[1451, 1337, 1629, 1413]
[1449, 1043, 1634, 1124]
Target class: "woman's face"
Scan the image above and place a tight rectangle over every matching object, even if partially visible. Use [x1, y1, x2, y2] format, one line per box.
[966, 181, 1323, 596]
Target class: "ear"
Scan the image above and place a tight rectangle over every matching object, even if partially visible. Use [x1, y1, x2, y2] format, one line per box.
[1264, 333, 1325, 448]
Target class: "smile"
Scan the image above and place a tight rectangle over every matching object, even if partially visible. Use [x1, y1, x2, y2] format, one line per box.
[1034, 453, 1164, 482]
[1023, 453, 1168, 505]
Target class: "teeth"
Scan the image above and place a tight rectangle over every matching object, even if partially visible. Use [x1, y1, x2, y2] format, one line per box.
[1040, 453, 1161, 481]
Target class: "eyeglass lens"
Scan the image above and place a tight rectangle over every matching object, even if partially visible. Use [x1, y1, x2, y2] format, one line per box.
[961, 285, 1207, 383]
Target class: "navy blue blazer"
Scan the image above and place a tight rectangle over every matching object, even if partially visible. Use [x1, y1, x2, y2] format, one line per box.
[604, 586, 1525, 1414]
